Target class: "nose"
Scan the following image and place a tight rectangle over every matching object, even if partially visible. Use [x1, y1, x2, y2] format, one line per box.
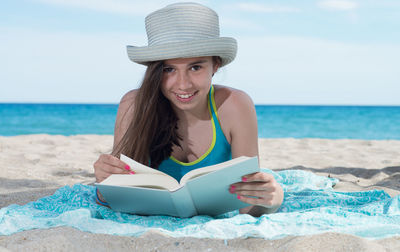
[176, 70, 192, 90]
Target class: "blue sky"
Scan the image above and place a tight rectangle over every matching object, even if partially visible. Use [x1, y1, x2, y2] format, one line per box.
[1, 0, 399, 105]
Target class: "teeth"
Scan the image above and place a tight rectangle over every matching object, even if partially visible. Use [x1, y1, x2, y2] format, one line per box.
[177, 93, 194, 99]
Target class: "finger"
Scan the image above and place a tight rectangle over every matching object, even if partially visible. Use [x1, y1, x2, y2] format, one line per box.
[95, 165, 131, 182]
[106, 163, 131, 174]
[101, 154, 130, 171]
[236, 194, 270, 206]
[231, 182, 276, 192]
[229, 173, 271, 187]
[242, 172, 274, 183]
[236, 192, 276, 206]
[102, 155, 134, 174]
[95, 160, 130, 175]
[236, 190, 267, 198]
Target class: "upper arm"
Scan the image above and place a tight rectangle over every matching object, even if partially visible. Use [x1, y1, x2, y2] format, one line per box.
[215, 87, 259, 158]
[113, 90, 137, 150]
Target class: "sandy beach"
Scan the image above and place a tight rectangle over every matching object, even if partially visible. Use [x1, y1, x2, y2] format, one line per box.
[0, 134, 399, 251]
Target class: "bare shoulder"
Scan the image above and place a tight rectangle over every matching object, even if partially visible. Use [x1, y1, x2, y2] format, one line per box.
[117, 89, 138, 116]
[113, 89, 138, 147]
[212, 85, 257, 145]
[120, 89, 138, 107]
[213, 84, 255, 115]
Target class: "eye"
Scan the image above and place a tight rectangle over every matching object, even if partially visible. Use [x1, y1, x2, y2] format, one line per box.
[163, 67, 174, 73]
[191, 65, 202, 71]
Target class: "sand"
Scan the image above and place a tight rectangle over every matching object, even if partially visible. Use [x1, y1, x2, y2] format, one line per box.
[0, 134, 399, 251]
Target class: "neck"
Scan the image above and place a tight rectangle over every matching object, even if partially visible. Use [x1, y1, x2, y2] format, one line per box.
[173, 97, 210, 126]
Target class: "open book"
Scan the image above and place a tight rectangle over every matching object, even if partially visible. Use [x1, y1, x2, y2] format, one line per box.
[95, 154, 259, 218]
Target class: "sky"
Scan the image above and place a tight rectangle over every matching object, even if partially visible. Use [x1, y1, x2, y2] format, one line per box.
[0, 0, 399, 105]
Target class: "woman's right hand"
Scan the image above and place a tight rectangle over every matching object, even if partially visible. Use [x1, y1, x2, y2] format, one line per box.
[93, 154, 134, 183]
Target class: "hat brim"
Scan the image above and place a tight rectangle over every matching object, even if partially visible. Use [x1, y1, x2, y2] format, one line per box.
[127, 37, 237, 67]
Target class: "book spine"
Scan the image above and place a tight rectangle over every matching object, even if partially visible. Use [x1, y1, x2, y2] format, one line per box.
[171, 186, 197, 218]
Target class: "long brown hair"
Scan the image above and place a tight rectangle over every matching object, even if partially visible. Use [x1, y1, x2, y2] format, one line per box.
[112, 56, 222, 168]
[112, 60, 181, 168]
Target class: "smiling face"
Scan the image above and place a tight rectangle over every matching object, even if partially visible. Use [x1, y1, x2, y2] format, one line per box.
[161, 56, 219, 115]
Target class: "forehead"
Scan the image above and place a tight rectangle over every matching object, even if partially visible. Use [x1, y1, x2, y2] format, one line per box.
[163, 56, 212, 65]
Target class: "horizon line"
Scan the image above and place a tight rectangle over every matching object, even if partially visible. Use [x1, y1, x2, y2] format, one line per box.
[1, 102, 400, 107]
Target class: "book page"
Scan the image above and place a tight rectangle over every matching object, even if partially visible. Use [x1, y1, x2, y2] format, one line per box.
[120, 154, 175, 178]
[179, 156, 252, 185]
[100, 174, 181, 191]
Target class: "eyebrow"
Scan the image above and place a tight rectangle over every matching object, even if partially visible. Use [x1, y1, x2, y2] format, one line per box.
[188, 60, 208, 66]
[163, 60, 208, 67]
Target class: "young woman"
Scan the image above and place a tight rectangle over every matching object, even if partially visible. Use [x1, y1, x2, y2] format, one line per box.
[93, 2, 283, 216]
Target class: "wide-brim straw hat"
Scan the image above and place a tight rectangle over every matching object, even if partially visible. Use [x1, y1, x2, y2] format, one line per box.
[127, 2, 237, 67]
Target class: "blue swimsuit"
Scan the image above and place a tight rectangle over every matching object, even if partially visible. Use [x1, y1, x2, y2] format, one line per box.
[158, 85, 232, 181]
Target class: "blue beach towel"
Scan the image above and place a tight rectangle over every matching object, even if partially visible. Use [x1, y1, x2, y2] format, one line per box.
[1, 169, 399, 239]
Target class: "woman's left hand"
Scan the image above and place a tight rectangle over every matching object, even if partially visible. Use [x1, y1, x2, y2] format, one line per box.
[230, 172, 284, 214]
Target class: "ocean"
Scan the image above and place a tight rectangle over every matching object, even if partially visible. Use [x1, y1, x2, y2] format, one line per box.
[1, 103, 400, 140]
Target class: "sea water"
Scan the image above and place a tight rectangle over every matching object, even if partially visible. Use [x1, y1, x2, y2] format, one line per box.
[1, 103, 400, 139]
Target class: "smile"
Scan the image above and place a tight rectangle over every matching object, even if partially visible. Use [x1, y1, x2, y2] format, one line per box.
[174, 91, 198, 102]
[176, 93, 194, 98]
